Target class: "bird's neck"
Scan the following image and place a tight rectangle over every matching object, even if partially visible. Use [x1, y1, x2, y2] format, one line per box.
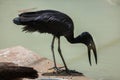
[65, 33, 84, 44]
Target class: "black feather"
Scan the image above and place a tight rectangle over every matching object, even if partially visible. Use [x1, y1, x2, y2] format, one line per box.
[13, 10, 97, 73]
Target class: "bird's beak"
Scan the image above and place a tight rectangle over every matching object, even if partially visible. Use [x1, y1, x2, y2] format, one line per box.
[87, 38, 97, 66]
[81, 32, 97, 65]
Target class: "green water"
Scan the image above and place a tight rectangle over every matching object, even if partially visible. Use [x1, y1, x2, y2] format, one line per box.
[0, 0, 120, 80]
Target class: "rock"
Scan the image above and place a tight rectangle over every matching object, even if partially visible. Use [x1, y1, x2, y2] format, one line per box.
[0, 46, 90, 80]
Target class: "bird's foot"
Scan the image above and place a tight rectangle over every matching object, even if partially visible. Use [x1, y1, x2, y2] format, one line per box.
[48, 67, 83, 76]
[57, 69, 83, 75]
[48, 66, 64, 72]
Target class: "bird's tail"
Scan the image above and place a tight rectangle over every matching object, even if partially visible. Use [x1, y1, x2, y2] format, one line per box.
[0, 66, 38, 80]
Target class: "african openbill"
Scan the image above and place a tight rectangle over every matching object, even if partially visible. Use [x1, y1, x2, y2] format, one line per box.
[13, 10, 97, 73]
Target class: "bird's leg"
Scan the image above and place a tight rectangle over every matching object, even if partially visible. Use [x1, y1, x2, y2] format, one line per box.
[51, 36, 57, 68]
[49, 36, 64, 71]
[57, 37, 82, 75]
[57, 37, 69, 73]
[49, 36, 57, 70]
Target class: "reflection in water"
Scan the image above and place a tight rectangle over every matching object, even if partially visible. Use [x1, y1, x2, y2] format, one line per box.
[107, 0, 120, 6]
[99, 38, 120, 50]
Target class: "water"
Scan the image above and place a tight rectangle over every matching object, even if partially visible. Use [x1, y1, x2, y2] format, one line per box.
[0, 0, 120, 80]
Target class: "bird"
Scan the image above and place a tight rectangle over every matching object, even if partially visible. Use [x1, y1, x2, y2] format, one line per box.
[0, 62, 38, 80]
[13, 9, 97, 74]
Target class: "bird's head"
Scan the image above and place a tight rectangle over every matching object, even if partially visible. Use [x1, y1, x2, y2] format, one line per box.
[80, 32, 97, 66]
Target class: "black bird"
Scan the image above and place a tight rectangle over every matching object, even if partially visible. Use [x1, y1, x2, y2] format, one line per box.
[13, 10, 97, 73]
[0, 62, 38, 80]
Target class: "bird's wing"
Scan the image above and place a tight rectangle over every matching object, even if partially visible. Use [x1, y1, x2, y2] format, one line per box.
[32, 14, 73, 34]
[34, 13, 65, 24]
